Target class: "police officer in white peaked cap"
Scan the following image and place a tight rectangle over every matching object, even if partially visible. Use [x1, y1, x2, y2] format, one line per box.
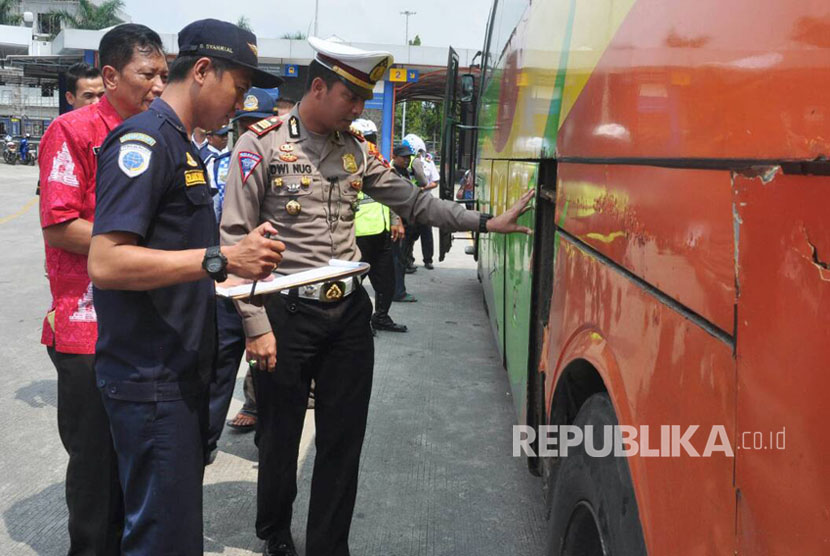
[219, 35, 534, 556]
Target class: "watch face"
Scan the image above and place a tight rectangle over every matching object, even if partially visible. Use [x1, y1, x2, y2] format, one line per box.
[206, 258, 223, 273]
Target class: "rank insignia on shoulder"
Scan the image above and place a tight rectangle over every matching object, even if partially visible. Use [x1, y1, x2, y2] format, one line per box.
[184, 169, 207, 187]
[346, 128, 365, 142]
[342, 153, 358, 173]
[279, 143, 294, 153]
[288, 116, 300, 139]
[350, 179, 362, 191]
[248, 116, 282, 136]
[185, 151, 199, 167]
[280, 153, 298, 163]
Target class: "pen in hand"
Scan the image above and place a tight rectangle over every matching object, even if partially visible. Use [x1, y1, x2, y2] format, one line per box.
[249, 232, 275, 298]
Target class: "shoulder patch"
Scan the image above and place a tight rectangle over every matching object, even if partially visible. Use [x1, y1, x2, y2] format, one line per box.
[238, 151, 263, 183]
[118, 143, 152, 178]
[119, 132, 157, 147]
[346, 128, 366, 143]
[248, 116, 283, 136]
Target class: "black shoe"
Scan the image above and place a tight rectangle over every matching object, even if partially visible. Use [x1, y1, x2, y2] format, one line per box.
[405, 264, 417, 274]
[372, 315, 408, 332]
[265, 537, 298, 556]
[424, 262, 434, 269]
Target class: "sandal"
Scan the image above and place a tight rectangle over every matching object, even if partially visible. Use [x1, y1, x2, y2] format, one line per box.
[226, 411, 256, 432]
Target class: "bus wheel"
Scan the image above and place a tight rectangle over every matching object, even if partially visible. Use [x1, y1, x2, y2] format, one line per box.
[545, 393, 647, 556]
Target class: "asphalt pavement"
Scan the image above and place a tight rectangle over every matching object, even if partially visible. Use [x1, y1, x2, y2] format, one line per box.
[0, 163, 544, 556]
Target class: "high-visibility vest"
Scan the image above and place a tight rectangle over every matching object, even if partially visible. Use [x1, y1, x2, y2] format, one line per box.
[354, 191, 390, 237]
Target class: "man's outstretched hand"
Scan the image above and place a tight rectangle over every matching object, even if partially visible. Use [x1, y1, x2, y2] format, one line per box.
[485, 189, 535, 235]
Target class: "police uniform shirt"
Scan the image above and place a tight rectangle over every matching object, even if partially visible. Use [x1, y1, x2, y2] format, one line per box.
[220, 106, 481, 337]
[93, 98, 218, 400]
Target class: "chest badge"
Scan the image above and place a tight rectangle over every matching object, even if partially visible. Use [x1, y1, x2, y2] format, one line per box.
[285, 199, 302, 215]
[279, 143, 294, 153]
[301, 176, 312, 187]
[286, 183, 302, 194]
[288, 116, 300, 139]
[273, 177, 284, 188]
[342, 153, 358, 173]
[280, 153, 298, 163]
[186, 152, 199, 167]
[350, 179, 362, 191]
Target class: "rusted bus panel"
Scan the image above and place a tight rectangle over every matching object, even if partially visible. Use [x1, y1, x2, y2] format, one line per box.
[733, 171, 830, 554]
[556, 163, 735, 333]
[543, 236, 736, 555]
[559, 0, 830, 160]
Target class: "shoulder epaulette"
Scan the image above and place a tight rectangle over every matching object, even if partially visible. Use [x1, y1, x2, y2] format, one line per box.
[248, 116, 283, 136]
[346, 128, 366, 143]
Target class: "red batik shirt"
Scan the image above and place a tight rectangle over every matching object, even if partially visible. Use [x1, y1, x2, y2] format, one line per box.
[39, 96, 123, 354]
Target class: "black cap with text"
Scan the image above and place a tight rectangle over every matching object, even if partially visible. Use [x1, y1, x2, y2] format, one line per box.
[177, 19, 283, 88]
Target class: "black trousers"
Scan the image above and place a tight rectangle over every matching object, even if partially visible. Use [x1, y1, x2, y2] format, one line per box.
[47, 347, 123, 556]
[255, 287, 374, 556]
[207, 296, 247, 450]
[356, 231, 395, 318]
[405, 223, 434, 265]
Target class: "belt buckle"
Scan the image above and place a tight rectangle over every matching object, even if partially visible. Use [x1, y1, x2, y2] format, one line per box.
[323, 281, 345, 301]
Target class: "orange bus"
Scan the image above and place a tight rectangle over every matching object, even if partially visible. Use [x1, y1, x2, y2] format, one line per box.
[440, 1, 830, 553]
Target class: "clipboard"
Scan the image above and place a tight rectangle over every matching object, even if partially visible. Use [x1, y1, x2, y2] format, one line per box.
[215, 259, 370, 300]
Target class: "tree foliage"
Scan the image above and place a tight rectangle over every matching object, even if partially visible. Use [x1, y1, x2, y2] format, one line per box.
[408, 34, 421, 46]
[281, 31, 307, 40]
[395, 101, 443, 152]
[0, 0, 22, 25]
[52, 0, 124, 30]
[236, 16, 252, 32]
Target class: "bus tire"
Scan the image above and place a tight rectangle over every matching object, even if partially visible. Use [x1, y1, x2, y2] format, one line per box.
[544, 393, 647, 556]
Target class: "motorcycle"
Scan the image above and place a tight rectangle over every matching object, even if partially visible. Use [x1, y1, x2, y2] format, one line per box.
[2, 139, 36, 165]
[3, 139, 17, 165]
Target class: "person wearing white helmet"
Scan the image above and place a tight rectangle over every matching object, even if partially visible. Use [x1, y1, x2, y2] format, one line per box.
[401, 133, 436, 270]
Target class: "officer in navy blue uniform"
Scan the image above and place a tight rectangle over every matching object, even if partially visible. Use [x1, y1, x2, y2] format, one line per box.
[207, 86, 280, 450]
[88, 19, 283, 555]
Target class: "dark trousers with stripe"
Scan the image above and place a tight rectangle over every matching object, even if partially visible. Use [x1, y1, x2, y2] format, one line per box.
[255, 287, 374, 556]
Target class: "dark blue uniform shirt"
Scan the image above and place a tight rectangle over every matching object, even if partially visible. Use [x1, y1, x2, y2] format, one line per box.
[93, 98, 218, 402]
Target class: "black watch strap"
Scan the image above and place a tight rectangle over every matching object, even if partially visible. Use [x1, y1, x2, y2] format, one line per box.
[202, 245, 228, 282]
[479, 213, 493, 233]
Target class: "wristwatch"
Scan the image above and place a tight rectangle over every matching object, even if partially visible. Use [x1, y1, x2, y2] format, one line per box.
[202, 246, 228, 282]
[479, 213, 493, 233]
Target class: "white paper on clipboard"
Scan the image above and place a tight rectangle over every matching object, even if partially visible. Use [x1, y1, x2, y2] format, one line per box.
[215, 259, 370, 300]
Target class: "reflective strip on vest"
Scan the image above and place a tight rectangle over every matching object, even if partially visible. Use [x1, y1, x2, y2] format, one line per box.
[354, 192, 390, 237]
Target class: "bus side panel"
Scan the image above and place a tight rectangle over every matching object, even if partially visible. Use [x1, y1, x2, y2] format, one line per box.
[478, 160, 496, 339]
[484, 160, 510, 359]
[544, 237, 736, 555]
[734, 172, 830, 554]
[503, 162, 538, 422]
[558, 0, 830, 161]
[557, 163, 735, 333]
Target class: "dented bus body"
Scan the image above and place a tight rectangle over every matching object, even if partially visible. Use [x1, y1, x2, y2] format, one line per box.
[454, 0, 830, 553]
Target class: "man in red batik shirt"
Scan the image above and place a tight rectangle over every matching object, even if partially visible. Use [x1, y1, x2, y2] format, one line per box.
[38, 24, 167, 555]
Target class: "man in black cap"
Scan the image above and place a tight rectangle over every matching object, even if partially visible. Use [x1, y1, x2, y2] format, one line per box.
[88, 19, 284, 554]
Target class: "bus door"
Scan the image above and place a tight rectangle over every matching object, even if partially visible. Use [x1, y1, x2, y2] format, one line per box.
[439, 47, 480, 261]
